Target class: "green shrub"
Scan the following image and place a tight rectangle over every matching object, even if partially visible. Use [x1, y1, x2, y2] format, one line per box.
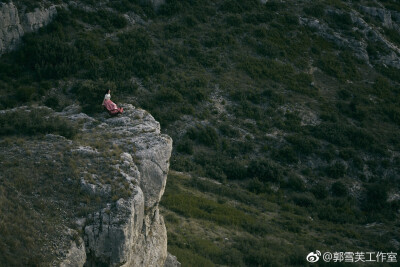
[311, 122, 376, 149]
[248, 159, 282, 182]
[317, 53, 345, 80]
[162, 191, 263, 231]
[311, 183, 328, 199]
[304, 4, 325, 18]
[339, 148, 356, 160]
[282, 112, 302, 132]
[0, 109, 77, 139]
[239, 57, 294, 82]
[284, 174, 306, 192]
[44, 96, 60, 110]
[326, 12, 353, 31]
[325, 162, 347, 178]
[19, 34, 82, 79]
[223, 159, 248, 180]
[273, 146, 298, 164]
[247, 178, 271, 194]
[156, 87, 184, 102]
[170, 155, 200, 172]
[291, 193, 315, 207]
[316, 200, 359, 224]
[377, 65, 400, 83]
[331, 181, 347, 196]
[286, 134, 320, 155]
[383, 104, 400, 124]
[15, 86, 36, 102]
[362, 183, 389, 211]
[218, 123, 240, 137]
[71, 8, 127, 30]
[176, 138, 194, 154]
[218, 0, 260, 14]
[187, 124, 219, 147]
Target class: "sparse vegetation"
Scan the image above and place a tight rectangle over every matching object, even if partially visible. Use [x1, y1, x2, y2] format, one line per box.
[1, 0, 400, 265]
[0, 108, 77, 138]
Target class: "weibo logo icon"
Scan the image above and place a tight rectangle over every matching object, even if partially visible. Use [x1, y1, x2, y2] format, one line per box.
[306, 250, 321, 263]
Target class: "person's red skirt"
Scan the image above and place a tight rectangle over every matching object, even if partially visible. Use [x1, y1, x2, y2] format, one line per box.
[103, 100, 123, 115]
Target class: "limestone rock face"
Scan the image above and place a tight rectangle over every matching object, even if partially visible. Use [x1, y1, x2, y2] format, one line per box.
[59, 236, 87, 267]
[21, 4, 57, 32]
[0, 2, 23, 54]
[300, 6, 400, 69]
[360, 6, 393, 28]
[0, 104, 174, 266]
[70, 104, 172, 266]
[0, 2, 57, 54]
[164, 252, 181, 267]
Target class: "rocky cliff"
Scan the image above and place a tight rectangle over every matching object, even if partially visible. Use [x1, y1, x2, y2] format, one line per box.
[0, 0, 170, 55]
[0, 104, 178, 266]
[0, 2, 57, 54]
[62, 104, 176, 266]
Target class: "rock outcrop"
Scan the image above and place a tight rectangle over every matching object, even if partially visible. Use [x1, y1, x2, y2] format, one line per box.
[360, 6, 396, 29]
[164, 253, 181, 267]
[300, 6, 400, 69]
[0, 104, 175, 266]
[64, 104, 173, 266]
[0, 2, 57, 54]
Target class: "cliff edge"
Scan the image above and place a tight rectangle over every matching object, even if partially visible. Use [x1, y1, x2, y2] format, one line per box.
[0, 104, 176, 266]
[64, 104, 174, 266]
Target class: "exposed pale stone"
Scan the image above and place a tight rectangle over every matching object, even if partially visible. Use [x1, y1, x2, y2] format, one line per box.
[1, 104, 174, 266]
[0, 2, 57, 54]
[77, 104, 172, 266]
[164, 252, 181, 267]
[59, 236, 86, 267]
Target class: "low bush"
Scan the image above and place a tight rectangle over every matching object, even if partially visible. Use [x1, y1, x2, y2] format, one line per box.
[0, 108, 77, 139]
[310, 122, 376, 149]
[162, 191, 264, 232]
[286, 134, 320, 155]
[248, 159, 282, 182]
[176, 138, 194, 154]
[303, 4, 325, 18]
[362, 182, 389, 211]
[247, 178, 271, 194]
[324, 162, 347, 178]
[223, 159, 248, 180]
[186, 124, 219, 147]
[284, 174, 306, 192]
[331, 181, 347, 196]
[311, 183, 328, 199]
[316, 198, 360, 224]
[326, 12, 353, 31]
[70, 8, 127, 30]
[291, 193, 315, 207]
[272, 146, 298, 164]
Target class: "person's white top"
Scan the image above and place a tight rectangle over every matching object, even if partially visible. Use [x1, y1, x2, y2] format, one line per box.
[104, 93, 111, 100]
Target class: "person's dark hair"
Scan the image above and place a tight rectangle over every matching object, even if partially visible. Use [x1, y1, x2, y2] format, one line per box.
[105, 89, 110, 95]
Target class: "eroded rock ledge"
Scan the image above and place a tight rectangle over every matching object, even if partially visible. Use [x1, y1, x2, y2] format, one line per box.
[0, 104, 175, 266]
[72, 104, 173, 266]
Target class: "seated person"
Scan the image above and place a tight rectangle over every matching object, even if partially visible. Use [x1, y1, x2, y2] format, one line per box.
[102, 89, 123, 115]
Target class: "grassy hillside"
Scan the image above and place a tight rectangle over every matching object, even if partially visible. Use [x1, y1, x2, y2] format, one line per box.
[0, 0, 399, 265]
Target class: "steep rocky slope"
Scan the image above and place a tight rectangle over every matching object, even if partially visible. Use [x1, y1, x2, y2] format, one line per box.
[0, 2, 57, 54]
[0, 104, 178, 266]
[1, 0, 399, 265]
